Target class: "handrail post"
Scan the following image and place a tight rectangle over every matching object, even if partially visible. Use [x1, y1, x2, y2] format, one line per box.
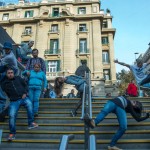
[0, 129, 3, 144]
[58, 134, 74, 150]
[84, 85, 89, 150]
[88, 135, 96, 150]
[80, 83, 86, 119]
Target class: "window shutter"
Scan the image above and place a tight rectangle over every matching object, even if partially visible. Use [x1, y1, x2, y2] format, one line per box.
[24, 11, 27, 17]
[85, 39, 87, 52]
[52, 8, 54, 17]
[78, 8, 79, 14]
[102, 52, 105, 62]
[57, 39, 59, 52]
[45, 60, 49, 72]
[50, 40, 54, 53]
[57, 60, 61, 71]
[79, 40, 82, 53]
[30, 10, 34, 17]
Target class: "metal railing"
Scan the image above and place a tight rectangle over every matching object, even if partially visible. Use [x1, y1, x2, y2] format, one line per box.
[77, 29, 88, 32]
[22, 31, 32, 36]
[80, 73, 95, 150]
[44, 49, 61, 55]
[59, 134, 74, 150]
[76, 49, 90, 55]
[88, 135, 96, 150]
[0, 129, 2, 144]
[48, 29, 59, 33]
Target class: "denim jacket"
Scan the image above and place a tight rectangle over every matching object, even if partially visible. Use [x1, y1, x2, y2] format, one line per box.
[65, 75, 86, 92]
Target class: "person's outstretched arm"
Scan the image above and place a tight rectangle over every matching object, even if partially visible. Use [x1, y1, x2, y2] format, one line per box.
[114, 59, 130, 68]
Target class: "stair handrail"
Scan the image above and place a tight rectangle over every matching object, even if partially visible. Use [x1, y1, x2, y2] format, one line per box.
[80, 73, 93, 150]
[58, 134, 75, 150]
[0, 129, 2, 144]
[87, 73, 92, 119]
[88, 135, 97, 150]
[80, 82, 86, 119]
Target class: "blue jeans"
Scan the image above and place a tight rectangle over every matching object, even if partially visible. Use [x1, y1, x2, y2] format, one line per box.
[95, 101, 127, 147]
[29, 87, 41, 114]
[9, 97, 34, 134]
[140, 74, 150, 86]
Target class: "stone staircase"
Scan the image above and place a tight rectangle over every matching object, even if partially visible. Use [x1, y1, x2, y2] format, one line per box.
[0, 97, 150, 150]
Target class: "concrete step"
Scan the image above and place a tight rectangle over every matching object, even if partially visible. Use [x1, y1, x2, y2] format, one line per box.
[1, 97, 150, 150]
[1, 122, 150, 131]
[17, 110, 150, 117]
[2, 130, 150, 139]
[1, 139, 150, 149]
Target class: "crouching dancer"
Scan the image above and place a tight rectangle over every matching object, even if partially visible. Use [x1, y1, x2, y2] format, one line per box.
[1, 68, 38, 141]
[54, 75, 86, 116]
[85, 95, 149, 150]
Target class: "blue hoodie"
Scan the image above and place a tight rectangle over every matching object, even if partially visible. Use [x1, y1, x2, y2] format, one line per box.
[23, 70, 47, 89]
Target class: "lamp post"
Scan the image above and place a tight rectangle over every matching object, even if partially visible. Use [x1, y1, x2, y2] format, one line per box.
[134, 52, 139, 61]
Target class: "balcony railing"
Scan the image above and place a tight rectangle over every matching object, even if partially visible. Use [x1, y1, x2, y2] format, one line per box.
[44, 49, 61, 55]
[77, 29, 88, 32]
[49, 14, 60, 18]
[48, 29, 59, 34]
[102, 61, 110, 64]
[46, 72, 64, 79]
[76, 49, 90, 55]
[22, 31, 32, 36]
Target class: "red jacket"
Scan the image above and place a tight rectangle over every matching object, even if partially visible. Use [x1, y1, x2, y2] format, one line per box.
[127, 83, 138, 97]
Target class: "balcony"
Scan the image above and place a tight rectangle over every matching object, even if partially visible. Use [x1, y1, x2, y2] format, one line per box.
[48, 29, 59, 35]
[76, 49, 90, 56]
[22, 31, 32, 36]
[46, 72, 64, 80]
[77, 29, 88, 34]
[77, 29, 88, 32]
[102, 61, 110, 64]
[44, 49, 61, 56]
[49, 14, 60, 18]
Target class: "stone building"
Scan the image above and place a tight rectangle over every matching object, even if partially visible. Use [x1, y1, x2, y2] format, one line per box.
[0, 0, 116, 96]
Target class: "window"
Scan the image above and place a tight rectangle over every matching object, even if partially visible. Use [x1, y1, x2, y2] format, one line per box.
[24, 10, 34, 18]
[51, 24, 58, 32]
[102, 37, 109, 45]
[52, 8, 59, 17]
[79, 24, 87, 31]
[102, 51, 109, 63]
[24, 27, 32, 35]
[79, 39, 87, 53]
[78, 7, 86, 14]
[2, 13, 9, 20]
[50, 39, 59, 54]
[102, 21, 108, 28]
[48, 60, 60, 72]
[103, 69, 111, 80]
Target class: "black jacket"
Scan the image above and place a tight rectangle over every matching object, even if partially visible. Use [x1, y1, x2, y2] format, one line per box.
[75, 64, 90, 77]
[111, 97, 149, 122]
[1, 76, 28, 101]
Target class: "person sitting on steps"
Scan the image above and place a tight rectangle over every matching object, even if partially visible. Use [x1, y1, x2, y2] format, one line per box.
[85, 95, 149, 150]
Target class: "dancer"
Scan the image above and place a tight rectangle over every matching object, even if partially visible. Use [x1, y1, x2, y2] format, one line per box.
[54, 75, 86, 116]
[85, 95, 149, 150]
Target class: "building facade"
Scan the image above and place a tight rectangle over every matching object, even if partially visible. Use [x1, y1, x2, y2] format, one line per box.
[0, 0, 116, 94]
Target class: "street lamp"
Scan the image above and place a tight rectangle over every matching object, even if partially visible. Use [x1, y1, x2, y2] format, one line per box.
[134, 52, 139, 61]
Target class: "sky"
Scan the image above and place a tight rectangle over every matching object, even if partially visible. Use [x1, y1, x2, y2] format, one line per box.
[3, 0, 150, 73]
[101, 0, 150, 72]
